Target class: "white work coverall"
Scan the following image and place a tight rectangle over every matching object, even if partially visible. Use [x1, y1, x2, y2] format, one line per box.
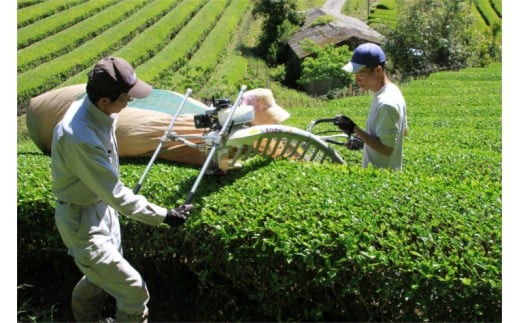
[51, 97, 168, 322]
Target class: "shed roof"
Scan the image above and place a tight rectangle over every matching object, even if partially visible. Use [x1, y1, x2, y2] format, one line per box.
[288, 8, 384, 59]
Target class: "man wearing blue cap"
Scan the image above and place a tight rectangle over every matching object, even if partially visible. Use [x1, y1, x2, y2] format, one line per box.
[334, 43, 408, 170]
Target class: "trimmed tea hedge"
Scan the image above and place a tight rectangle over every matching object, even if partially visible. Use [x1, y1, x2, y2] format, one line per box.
[17, 0, 118, 49]
[342, 0, 371, 20]
[368, 0, 501, 33]
[18, 63, 501, 321]
[210, 54, 248, 87]
[18, 0, 44, 10]
[61, 0, 203, 87]
[368, 0, 398, 29]
[189, 0, 249, 70]
[16, 0, 253, 113]
[136, 0, 230, 83]
[473, 0, 501, 27]
[17, 0, 84, 28]
[17, 0, 173, 104]
[490, 0, 501, 17]
[169, 0, 250, 91]
[17, 0, 147, 71]
[374, 0, 396, 10]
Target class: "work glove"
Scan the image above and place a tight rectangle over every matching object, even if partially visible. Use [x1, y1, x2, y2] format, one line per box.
[334, 115, 356, 135]
[347, 135, 364, 150]
[164, 204, 194, 227]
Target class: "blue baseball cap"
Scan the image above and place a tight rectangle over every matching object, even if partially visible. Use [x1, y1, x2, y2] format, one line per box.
[342, 43, 386, 73]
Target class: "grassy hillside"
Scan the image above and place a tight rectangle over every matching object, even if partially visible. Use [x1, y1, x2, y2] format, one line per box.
[16, 0, 254, 111]
[16, 0, 501, 113]
[343, 0, 502, 37]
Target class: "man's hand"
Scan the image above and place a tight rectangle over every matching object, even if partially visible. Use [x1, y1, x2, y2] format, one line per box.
[334, 115, 356, 134]
[164, 204, 194, 227]
[347, 135, 364, 150]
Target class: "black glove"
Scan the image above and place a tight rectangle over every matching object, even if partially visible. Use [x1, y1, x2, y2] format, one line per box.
[164, 204, 194, 227]
[347, 135, 364, 150]
[334, 115, 356, 134]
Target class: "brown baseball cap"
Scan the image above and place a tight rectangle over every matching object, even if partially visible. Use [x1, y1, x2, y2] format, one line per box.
[88, 57, 152, 98]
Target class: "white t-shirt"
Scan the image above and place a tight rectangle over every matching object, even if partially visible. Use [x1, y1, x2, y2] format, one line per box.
[363, 83, 408, 170]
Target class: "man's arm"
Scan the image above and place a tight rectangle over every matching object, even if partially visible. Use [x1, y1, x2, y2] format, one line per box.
[334, 114, 395, 156]
[359, 103, 403, 156]
[67, 141, 168, 226]
[353, 125, 393, 156]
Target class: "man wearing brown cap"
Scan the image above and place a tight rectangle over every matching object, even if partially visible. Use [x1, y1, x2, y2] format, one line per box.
[51, 57, 193, 322]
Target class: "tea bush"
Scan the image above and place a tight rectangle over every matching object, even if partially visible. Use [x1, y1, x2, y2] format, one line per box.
[342, 0, 370, 20]
[166, 0, 250, 92]
[18, 63, 501, 321]
[473, 0, 501, 27]
[136, 0, 229, 84]
[61, 0, 204, 87]
[17, 0, 147, 71]
[17, 0, 84, 28]
[17, 0, 118, 49]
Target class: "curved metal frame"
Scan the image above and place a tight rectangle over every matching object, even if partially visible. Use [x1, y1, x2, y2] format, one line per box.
[135, 86, 351, 202]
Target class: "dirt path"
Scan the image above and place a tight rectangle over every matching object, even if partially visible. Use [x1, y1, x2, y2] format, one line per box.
[321, 0, 347, 14]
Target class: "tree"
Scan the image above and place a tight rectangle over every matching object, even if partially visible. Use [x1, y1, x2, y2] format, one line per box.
[297, 39, 354, 90]
[252, 0, 304, 66]
[384, 0, 490, 76]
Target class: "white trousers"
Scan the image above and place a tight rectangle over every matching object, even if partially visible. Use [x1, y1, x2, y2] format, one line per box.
[55, 201, 150, 322]
[72, 245, 150, 322]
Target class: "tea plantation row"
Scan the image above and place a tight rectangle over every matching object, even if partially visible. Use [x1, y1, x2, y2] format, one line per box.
[366, 0, 501, 36]
[17, 63, 501, 321]
[17, 0, 252, 109]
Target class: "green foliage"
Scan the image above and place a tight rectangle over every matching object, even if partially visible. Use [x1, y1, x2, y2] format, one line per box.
[343, 0, 375, 20]
[368, 6, 397, 27]
[16, 1, 502, 320]
[188, 0, 250, 70]
[18, 284, 59, 322]
[200, 55, 249, 100]
[309, 14, 335, 27]
[169, 0, 251, 93]
[473, 0, 501, 26]
[470, 1, 491, 32]
[137, 0, 229, 85]
[268, 64, 287, 83]
[472, 0, 502, 59]
[62, 0, 203, 87]
[365, 0, 398, 33]
[18, 0, 45, 10]
[17, 0, 84, 28]
[252, 0, 304, 65]
[297, 39, 354, 89]
[17, 0, 155, 105]
[375, 0, 396, 9]
[17, 0, 118, 49]
[295, 0, 327, 11]
[217, 56, 248, 85]
[17, 0, 255, 111]
[17, 142, 63, 260]
[17, 0, 147, 71]
[181, 158, 500, 321]
[384, 0, 494, 76]
[18, 63, 501, 321]
[489, 0, 501, 17]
